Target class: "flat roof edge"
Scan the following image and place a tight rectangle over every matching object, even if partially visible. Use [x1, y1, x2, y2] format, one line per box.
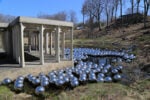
[19, 16, 74, 27]
[0, 23, 9, 28]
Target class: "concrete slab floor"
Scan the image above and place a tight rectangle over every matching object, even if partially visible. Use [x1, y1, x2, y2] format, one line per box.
[0, 61, 73, 81]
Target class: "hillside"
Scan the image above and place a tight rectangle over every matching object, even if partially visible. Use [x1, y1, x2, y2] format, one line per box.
[74, 17, 150, 72]
[71, 18, 150, 99]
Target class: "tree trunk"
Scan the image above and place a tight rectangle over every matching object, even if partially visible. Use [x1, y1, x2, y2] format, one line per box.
[144, 5, 147, 28]
[107, 13, 109, 27]
[144, 12, 146, 28]
[98, 14, 101, 31]
[83, 13, 84, 27]
[144, 0, 146, 28]
[115, 8, 117, 21]
[137, 3, 139, 13]
[111, 7, 114, 22]
[131, 0, 134, 15]
[120, 0, 123, 26]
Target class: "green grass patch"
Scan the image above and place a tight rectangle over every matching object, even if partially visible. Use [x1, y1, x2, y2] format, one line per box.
[0, 86, 14, 100]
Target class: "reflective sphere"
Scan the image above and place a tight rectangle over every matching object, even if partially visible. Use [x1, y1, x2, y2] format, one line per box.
[117, 66, 123, 70]
[49, 76, 57, 83]
[41, 76, 49, 81]
[70, 77, 78, 82]
[2, 78, 12, 85]
[35, 86, 45, 95]
[113, 74, 122, 81]
[64, 77, 69, 82]
[97, 73, 105, 78]
[27, 74, 33, 79]
[55, 79, 65, 86]
[14, 83, 23, 91]
[97, 77, 104, 82]
[15, 79, 23, 84]
[41, 80, 49, 87]
[102, 69, 108, 74]
[29, 76, 36, 82]
[67, 73, 74, 79]
[105, 64, 111, 69]
[17, 76, 24, 80]
[70, 80, 79, 87]
[104, 77, 112, 82]
[89, 73, 96, 81]
[79, 74, 87, 82]
[95, 68, 101, 72]
[111, 69, 118, 74]
[39, 72, 45, 76]
[33, 78, 40, 85]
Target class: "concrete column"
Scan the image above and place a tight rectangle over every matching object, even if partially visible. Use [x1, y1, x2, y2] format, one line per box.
[38, 33, 40, 51]
[12, 27, 16, 59]
[28, 31, 31, 52]
[34, 34, 36, 50]
[4, 30, 10, 55]
[31, 34, 34, 49]
[56, 26, 60, 62]
[20, 23, 25, 67]
[50, 32, 53, 55]
[45, 32, 49, 54]
[13, 27, 17, 61]
[35, 33, 37, 51]
[12, 26, 19, 63]
[54, 31, 56, 53]
[14, 26, 19, 63]
[39, 25, 45, 65]
[62, 32, 65, 59]
[70, 27, 73, 61]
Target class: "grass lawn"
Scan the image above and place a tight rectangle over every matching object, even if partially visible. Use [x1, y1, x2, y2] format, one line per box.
[0, 86, 14, 99]
[0, 79, 149, 100]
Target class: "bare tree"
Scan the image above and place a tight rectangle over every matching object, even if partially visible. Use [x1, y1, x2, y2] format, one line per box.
[114, 0, 119, 21]
[119, 0, 123, 25]
[144, 0, 150, 28]
[119, 0, 126, 26]
[130, 0, 134, 15]
[82, 0, 104, 31]
[37, 11, 68, 21]
[136, 0, 141, 13]
[52, 11, 67, 21]
[81, 4, 86, 26]
[0, 13, 15, 23]
[94, 0, 104, 30]
[82, 0, 95, 31]
[69, 10, 77, 24]
[110, 0, 116, 22]
[104, 0, 111, 27]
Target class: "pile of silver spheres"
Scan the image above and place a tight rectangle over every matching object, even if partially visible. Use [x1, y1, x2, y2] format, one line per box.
[14, 76, 24, 91]
[1, 48, 135, 95]
[65, 48, 136, 62]
[1, 60, 123, 95]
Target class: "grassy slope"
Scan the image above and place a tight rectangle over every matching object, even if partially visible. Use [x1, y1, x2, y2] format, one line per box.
[0, 79, 149, 100]
[0, 86, 14, 99]
[55, 80, 150, 100]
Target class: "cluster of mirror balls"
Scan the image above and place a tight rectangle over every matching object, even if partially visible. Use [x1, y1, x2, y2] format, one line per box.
[65, 48, 135, 62]
[1, 48, 135, 95]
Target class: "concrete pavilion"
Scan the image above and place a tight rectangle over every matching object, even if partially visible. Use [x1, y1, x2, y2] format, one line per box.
[0, 16, 74, 67]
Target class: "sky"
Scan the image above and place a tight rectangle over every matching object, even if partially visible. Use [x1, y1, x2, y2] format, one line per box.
[0, 0, 85, 22]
